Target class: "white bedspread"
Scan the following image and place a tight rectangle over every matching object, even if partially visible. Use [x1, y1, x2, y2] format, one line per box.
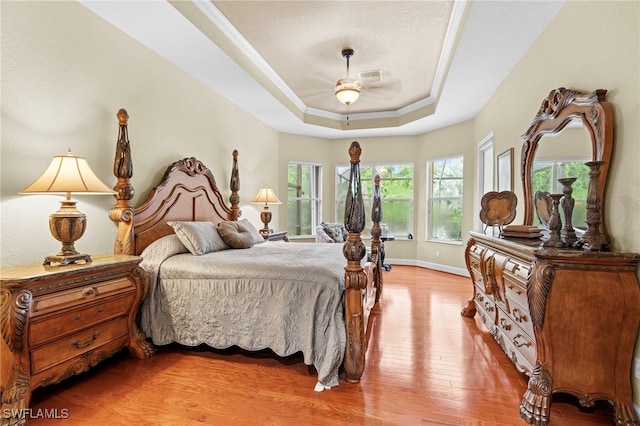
[139, 240, 348, 388]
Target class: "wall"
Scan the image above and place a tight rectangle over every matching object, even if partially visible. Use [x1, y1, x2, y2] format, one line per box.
[1, 1, 280, 267]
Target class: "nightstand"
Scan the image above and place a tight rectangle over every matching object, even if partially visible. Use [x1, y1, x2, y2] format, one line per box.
[266, 230, 289, 242]
[0, 255, 155, 424]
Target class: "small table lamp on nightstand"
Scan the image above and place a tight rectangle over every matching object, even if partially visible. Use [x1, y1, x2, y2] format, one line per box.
[20, 149, 115, 266]
[251, 185, 281, 239]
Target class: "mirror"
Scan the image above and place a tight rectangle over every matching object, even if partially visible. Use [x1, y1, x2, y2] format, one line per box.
[520, 88, 613, 249]
[532, 123, 591, 231]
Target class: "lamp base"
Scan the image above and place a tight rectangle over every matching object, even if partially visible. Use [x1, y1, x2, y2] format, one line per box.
[45, 199, 91, 266]
[44, 253, 92, 267]
[259, 207, 273, 240]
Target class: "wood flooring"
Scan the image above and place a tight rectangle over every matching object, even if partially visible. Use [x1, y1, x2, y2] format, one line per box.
[28, 266, 616, 425]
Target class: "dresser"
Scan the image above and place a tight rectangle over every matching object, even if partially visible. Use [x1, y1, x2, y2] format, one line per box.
[0, 255, 155, 424]
[462, 232, 640, 426]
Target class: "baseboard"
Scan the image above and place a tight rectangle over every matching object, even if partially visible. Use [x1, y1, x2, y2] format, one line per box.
[385, 258, 469, 277]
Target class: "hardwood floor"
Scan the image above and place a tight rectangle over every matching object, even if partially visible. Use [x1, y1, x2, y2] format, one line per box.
[28, 266, 615, 425]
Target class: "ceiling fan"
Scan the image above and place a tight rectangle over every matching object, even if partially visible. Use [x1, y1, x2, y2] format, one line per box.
[335, 49, 362, 106]
[334, 48, 401, 108]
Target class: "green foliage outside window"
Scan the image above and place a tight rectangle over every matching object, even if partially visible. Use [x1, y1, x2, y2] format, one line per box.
[287, 163, 321, 236]
[336, 163, 414, 238]
[428, 156, 464, 241]
[532, 160, 589, 229]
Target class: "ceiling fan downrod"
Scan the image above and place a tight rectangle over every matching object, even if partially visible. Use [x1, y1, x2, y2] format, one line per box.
[335, 48, 361, 107]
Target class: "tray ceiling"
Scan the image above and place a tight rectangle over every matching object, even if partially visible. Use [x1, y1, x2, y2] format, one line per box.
[80, 0, 565, 138]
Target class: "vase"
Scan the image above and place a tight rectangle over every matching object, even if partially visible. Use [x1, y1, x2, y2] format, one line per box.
[543, 193, 564, 248]
[557, 177, 578, 246]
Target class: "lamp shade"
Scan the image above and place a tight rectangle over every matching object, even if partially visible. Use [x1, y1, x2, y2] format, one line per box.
[20, 149, 115, 195]
[251, 186, 281, 205]
[335, 78, 362, 106]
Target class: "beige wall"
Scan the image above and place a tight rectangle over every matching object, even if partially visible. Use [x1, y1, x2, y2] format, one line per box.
[474, 1, 640, 254]
[1, 1, 279, 267]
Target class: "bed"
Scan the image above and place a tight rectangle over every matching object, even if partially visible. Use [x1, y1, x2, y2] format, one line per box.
[109, 109, 384, 390]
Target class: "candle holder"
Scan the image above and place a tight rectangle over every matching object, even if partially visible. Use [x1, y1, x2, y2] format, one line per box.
[557, 177, 578, 246]
[543, 193, 564, 248]
[577, 161, 608, 251]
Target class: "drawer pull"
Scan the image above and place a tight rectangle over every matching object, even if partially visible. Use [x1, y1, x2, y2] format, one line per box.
[82, 287, 96, 297]
[513, 334, 531, 348]
[75, 314, 81, 320]
[477, 294, 484, 302]
[512, 308, 528, 323]
[484, 302, 494, 312]
[98, 307, 104, 313]
[72, 332, 100, 349]
[507, 283, 523, 295]
[500, 318, 512, 330]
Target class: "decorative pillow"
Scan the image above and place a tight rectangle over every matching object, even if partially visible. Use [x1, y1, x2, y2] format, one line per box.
[218, 220, 259, 249]
[167, 221, 229, 255]
[321, 222, 347, 243]
[239, 218, 265, 245]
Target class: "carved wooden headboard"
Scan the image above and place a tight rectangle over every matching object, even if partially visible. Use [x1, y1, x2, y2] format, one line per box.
[109, 110, 240, 256]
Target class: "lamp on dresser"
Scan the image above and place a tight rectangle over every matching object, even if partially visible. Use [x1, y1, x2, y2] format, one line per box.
[20, 149, 115, 266]
[251, 185, 281, 239]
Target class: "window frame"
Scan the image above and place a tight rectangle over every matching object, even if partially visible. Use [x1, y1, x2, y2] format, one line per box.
[426, 154, 464, 243]
[287, 161, 322, 237]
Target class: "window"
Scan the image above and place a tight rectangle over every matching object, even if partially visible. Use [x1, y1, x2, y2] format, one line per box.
[336, 163, 414, 238]
[287, 162, 321, 236]
[477, 132, 494, 232]
[427, 156, 464, 242]
[532, 159, 589, 230]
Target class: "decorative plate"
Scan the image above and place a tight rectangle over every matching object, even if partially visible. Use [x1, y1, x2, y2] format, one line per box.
[479, 191, 517, 228]
[534, 191, 553, 227]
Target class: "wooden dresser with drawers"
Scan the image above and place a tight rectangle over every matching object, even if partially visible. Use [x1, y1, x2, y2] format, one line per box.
[1, 255, 155, 424]
[462, 231, 640, 426]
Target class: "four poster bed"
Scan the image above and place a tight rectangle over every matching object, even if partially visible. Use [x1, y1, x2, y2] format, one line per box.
[109, 110, 384, 389]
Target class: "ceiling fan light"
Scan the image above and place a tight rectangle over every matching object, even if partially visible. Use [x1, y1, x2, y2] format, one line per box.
[335, 78, 362, 106]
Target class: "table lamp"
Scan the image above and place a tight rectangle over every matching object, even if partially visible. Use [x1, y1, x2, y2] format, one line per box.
[20, 149, 116, 266]
[251, 185, 281, 239]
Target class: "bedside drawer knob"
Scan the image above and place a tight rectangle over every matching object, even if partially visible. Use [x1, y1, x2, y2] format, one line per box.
[82, 287, 96, 297]
[72, 332, 100, 349]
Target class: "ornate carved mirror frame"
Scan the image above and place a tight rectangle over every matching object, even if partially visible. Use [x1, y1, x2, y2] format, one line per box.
[520, 88, 613, 247]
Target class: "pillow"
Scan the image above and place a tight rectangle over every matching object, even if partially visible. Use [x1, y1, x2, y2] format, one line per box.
[218, 220, 263, 249]
[239, 218, 265, 245]
[167, 221, 229, 255]
[140, 234, 189, 261]
[321, 222, 347, 243]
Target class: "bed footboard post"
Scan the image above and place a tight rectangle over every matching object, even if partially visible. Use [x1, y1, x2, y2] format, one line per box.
[370, 175, 384, 302]
[109, 108, 136, 256]
[343, 141, 367, 383]
[229, 150, 241, 221]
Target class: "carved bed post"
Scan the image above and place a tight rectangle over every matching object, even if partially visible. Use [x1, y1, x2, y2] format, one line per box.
[109, 109, 136, 255]
[343, 141, 367, 383]
[229, 150, 241, 221]
[370, 175, 384, 302]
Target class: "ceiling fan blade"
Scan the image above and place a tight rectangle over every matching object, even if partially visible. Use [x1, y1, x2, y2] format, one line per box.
[361, 75, 402, 101]
[294, 73, 336, 103]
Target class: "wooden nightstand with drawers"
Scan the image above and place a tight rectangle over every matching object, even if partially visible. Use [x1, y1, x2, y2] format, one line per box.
[0, 255, 155, 424]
